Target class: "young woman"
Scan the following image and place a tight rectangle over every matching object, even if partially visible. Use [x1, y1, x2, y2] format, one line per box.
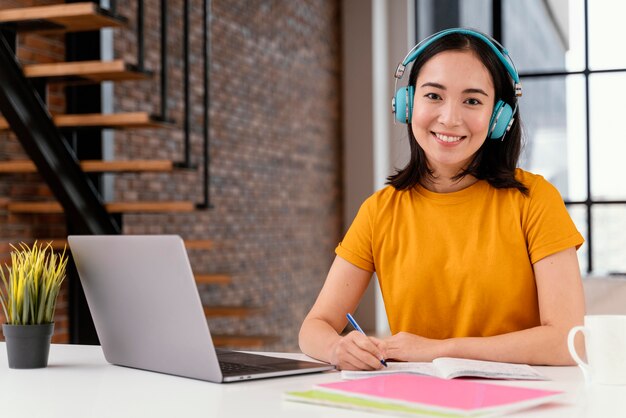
[299, 29, 584, 370]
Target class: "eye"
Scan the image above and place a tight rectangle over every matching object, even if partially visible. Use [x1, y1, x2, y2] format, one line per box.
[464, 98, 482, 105]
[424, 93, 441, 100]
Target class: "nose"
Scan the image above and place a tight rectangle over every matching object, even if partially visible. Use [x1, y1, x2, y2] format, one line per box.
[437, 101, 462, 127]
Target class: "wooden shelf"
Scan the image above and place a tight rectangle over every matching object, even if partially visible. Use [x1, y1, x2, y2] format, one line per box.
[203, 306, 264, 318]
[7, 201, 196, 214]
[0, 2, 126, 33]
[0, 159, 174, 173]
[212, 334, 280, 348]
[23, 60, 150, 83]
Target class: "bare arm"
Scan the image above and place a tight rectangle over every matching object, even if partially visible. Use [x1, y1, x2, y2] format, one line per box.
[299, 255, 386, 370]
[383, 247, 585, 365]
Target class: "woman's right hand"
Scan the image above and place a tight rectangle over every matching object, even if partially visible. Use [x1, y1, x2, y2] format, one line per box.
[329, 331, 387, 370]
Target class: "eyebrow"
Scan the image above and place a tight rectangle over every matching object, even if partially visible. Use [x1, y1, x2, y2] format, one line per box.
[420, 82, 490, 97]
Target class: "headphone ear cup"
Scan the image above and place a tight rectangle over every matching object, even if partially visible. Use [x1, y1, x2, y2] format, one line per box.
[489, 100, 514, 139]
[394, 85, 414, 124]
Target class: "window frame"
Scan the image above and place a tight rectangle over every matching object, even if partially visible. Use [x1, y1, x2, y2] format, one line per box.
[413, 0, 624, 273]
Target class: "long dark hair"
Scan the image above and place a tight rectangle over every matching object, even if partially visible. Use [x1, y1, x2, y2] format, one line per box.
[387, 33, 528, 195]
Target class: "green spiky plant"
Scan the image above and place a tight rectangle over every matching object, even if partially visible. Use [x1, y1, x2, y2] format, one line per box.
[0, 242, 68, 325]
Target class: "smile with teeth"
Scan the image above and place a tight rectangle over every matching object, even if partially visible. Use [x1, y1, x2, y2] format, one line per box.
[433, 132, 464, 143]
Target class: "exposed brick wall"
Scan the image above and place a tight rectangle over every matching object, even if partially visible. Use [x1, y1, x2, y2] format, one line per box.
[113, 0, 342, 351]
[0, 0, 69, 343]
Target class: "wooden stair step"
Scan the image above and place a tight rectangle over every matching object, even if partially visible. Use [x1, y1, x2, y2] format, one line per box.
[0, 238, 212, 251]
[7, 201, 196, 214]
[0, 2, 126, 33]
[0, 249, 224, 284]
[23, 59, 150, 83]
[1, 239, 222, 283]
[70, 160, 174, 173]
[184, 240, 214, 250]
[203, 306, 264, 318]
[195, 274, 231, 285]
[106, 201, 196, 213]
[0, 159, 174, 173]
[0, 160, 35, 172]
[0, 112, 172, 131]
[211, 334, 280, 348]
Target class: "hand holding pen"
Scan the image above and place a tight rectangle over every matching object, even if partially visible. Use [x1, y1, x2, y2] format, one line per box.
[346, 313, 388, 367]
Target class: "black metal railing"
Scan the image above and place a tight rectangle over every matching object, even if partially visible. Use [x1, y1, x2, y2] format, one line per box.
[153, 0, 211, 205]
[182, 0, 192, 168]
[136, 0, 145, 72]
[200, 0, 212, 209]
[160, 0, 169, 121]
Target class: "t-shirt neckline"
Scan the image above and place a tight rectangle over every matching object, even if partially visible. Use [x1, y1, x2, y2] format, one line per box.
[412, 179, 489, 204]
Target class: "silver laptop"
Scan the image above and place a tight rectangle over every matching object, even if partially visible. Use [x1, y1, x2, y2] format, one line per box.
[67, 235, 335, 382]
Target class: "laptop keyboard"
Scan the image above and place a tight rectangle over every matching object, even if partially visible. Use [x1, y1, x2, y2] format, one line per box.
[219, 361, 272, 375]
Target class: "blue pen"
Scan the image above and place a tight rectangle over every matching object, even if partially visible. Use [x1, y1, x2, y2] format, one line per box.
[346, 313, 388, 367]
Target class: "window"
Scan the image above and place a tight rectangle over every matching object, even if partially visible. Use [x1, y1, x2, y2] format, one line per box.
[416, 0, 625, 274]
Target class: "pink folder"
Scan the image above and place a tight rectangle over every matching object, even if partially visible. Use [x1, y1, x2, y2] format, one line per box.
[317, 373, 563, 415]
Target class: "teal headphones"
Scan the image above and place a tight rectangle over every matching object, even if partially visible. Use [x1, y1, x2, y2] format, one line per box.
[392, 28, 522, 140]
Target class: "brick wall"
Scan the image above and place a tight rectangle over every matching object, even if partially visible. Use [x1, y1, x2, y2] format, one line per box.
[113, 0, 343, 351]
[0, 0, 69, 343]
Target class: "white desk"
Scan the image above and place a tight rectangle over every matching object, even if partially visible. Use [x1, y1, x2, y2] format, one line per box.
[0, 342, 624, 418]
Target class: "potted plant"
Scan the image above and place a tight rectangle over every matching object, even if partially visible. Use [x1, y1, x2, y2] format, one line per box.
[0, 242, 68, 369]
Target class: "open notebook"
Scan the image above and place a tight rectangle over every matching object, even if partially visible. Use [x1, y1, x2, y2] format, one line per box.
[341, 357, 547, 380]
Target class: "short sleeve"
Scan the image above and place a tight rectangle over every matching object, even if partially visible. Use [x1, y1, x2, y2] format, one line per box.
[524, 177, 584, 264]
[335, 196, 376, 272]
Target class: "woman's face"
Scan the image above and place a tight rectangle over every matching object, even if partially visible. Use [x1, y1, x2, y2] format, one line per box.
[411, 50, 495, 175]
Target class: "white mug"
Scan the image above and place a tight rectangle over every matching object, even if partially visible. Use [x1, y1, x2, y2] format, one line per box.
[567, 315, 626, 385]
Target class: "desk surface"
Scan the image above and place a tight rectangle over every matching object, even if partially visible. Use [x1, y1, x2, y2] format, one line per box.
[0, 342, 623, 417]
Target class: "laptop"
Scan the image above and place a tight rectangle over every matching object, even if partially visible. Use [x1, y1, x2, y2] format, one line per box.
[67, 235, 335, 382]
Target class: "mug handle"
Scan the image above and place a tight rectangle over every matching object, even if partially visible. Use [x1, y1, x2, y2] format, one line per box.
[568, 325, 591, 382]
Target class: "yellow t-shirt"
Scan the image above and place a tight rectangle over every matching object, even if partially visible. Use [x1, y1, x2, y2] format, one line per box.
[335, 169, 584, 339]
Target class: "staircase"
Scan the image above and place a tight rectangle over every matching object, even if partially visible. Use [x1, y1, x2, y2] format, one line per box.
[0, 2, 275, 349]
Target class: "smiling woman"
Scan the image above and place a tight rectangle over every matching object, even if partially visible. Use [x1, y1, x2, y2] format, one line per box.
[389, 29, 526, 195]
[299, 28, 586, 371]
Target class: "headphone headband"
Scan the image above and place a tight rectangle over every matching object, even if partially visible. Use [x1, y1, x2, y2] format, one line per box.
[394, 28, 522, 97]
